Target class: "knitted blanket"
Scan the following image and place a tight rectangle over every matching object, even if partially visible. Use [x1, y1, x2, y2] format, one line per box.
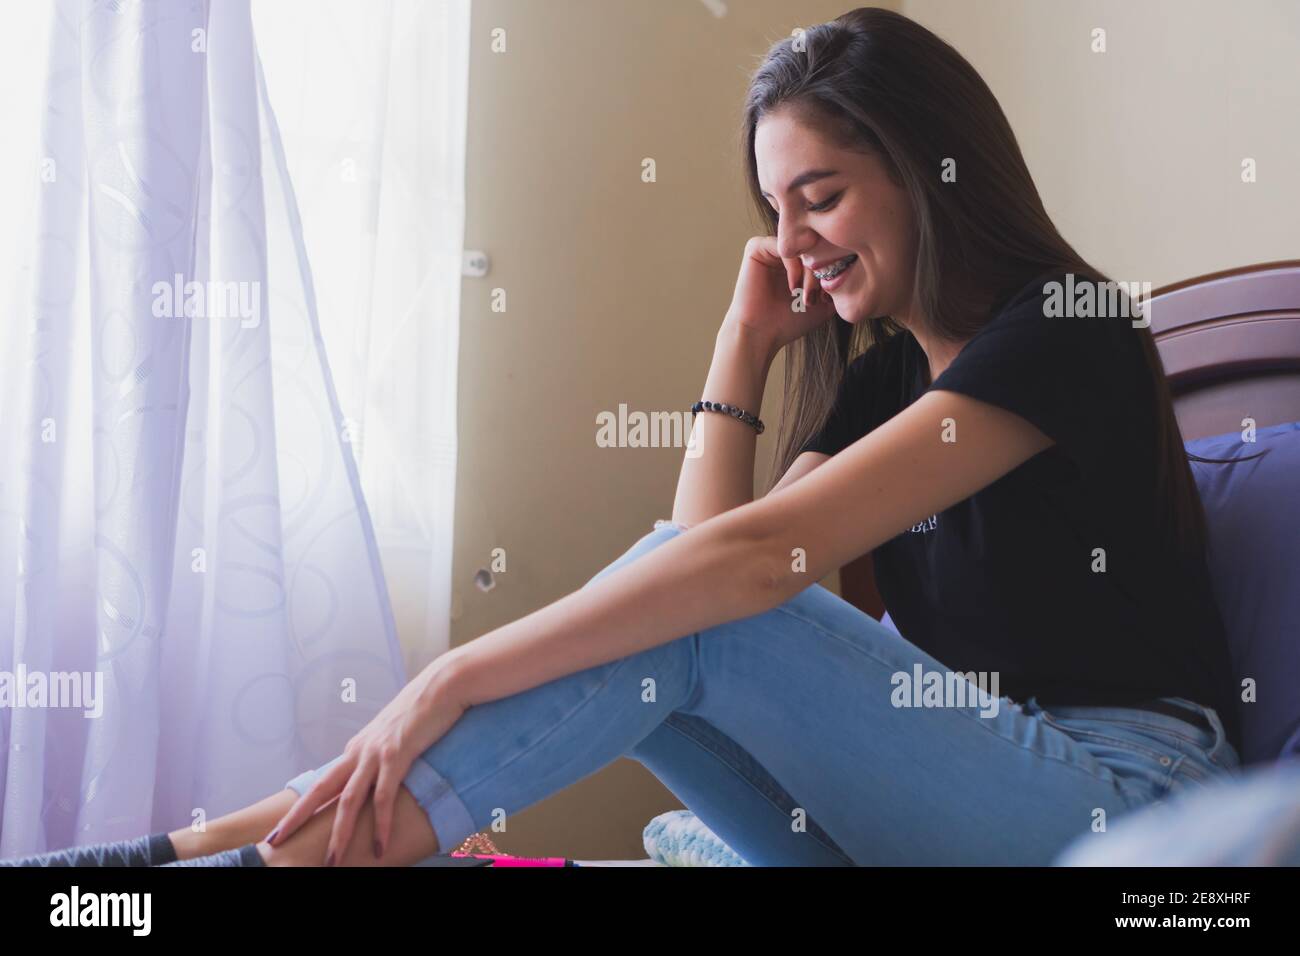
[642, 810, 749, 866]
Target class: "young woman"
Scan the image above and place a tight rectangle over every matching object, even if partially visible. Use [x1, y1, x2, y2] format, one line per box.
[4, 7, 1244, 869]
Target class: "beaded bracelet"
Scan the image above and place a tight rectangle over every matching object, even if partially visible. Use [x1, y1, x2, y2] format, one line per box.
[691, 399, 765, 435]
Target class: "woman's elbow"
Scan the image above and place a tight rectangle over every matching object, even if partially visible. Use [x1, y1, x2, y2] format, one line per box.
[722, 508, 807, 610]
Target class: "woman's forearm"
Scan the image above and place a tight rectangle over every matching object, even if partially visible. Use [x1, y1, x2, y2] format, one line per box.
[669, 322, 777, 527]
[442, 509, 780, 709]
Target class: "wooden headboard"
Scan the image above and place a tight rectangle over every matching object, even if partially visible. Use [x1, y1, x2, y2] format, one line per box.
[839, 260, 1300, 620]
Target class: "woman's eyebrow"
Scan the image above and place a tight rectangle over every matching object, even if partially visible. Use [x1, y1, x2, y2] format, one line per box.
[760, 168, 840, 200]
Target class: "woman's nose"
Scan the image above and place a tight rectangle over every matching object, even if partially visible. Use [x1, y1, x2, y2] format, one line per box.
[775, 217, 814, 261]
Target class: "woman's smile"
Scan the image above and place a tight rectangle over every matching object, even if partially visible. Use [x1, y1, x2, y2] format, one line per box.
[817, 252, 859, 292]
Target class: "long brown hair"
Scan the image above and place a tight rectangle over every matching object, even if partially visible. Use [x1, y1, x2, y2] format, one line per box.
[742, 6, 1244, 560]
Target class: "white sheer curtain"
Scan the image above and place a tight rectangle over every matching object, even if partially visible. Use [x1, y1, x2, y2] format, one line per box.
[0, 0, 466, 858]
[253, 0, 467, 676]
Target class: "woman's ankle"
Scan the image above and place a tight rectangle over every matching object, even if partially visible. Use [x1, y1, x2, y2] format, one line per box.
[169, 788, 299, 859]
[166, 827, 211, 860]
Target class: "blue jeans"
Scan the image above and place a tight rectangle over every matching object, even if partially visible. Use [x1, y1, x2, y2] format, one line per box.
[284, 521, 1242, 865]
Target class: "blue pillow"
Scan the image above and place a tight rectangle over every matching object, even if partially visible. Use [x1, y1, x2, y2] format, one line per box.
[876, 420, 1300, 765]
[1187, 420, 1300, 765]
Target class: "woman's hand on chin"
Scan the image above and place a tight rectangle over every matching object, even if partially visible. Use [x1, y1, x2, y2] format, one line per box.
[723, 235, 841, 356]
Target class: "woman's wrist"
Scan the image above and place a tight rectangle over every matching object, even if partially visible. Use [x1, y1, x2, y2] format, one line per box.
[716, 318, 779, 376]
[419, 645, 476, 712]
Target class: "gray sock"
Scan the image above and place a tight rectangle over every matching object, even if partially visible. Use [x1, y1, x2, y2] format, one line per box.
[0, 832, 177, 867]
[160, 843, 265, 867]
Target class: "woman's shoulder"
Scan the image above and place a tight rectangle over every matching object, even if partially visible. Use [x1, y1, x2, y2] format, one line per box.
[990, 270, 1061, 317]
[985, 267, 1144, 330]
[953, 268, 1147, 372]
[929, 266, 1156, 481]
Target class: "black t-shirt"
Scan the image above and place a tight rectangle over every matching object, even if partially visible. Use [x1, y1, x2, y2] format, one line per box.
[798, 271, 1241, 754]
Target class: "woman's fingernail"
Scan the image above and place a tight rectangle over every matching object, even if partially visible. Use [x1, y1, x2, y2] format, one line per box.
[325, 850, 336, 867]
[266, 828, 279, 845]
[374, 840, 383, 859]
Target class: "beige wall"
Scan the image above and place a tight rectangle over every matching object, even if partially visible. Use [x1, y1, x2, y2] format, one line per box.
[902, 0, 1300, 284]
[443, 0, 1298, 859]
